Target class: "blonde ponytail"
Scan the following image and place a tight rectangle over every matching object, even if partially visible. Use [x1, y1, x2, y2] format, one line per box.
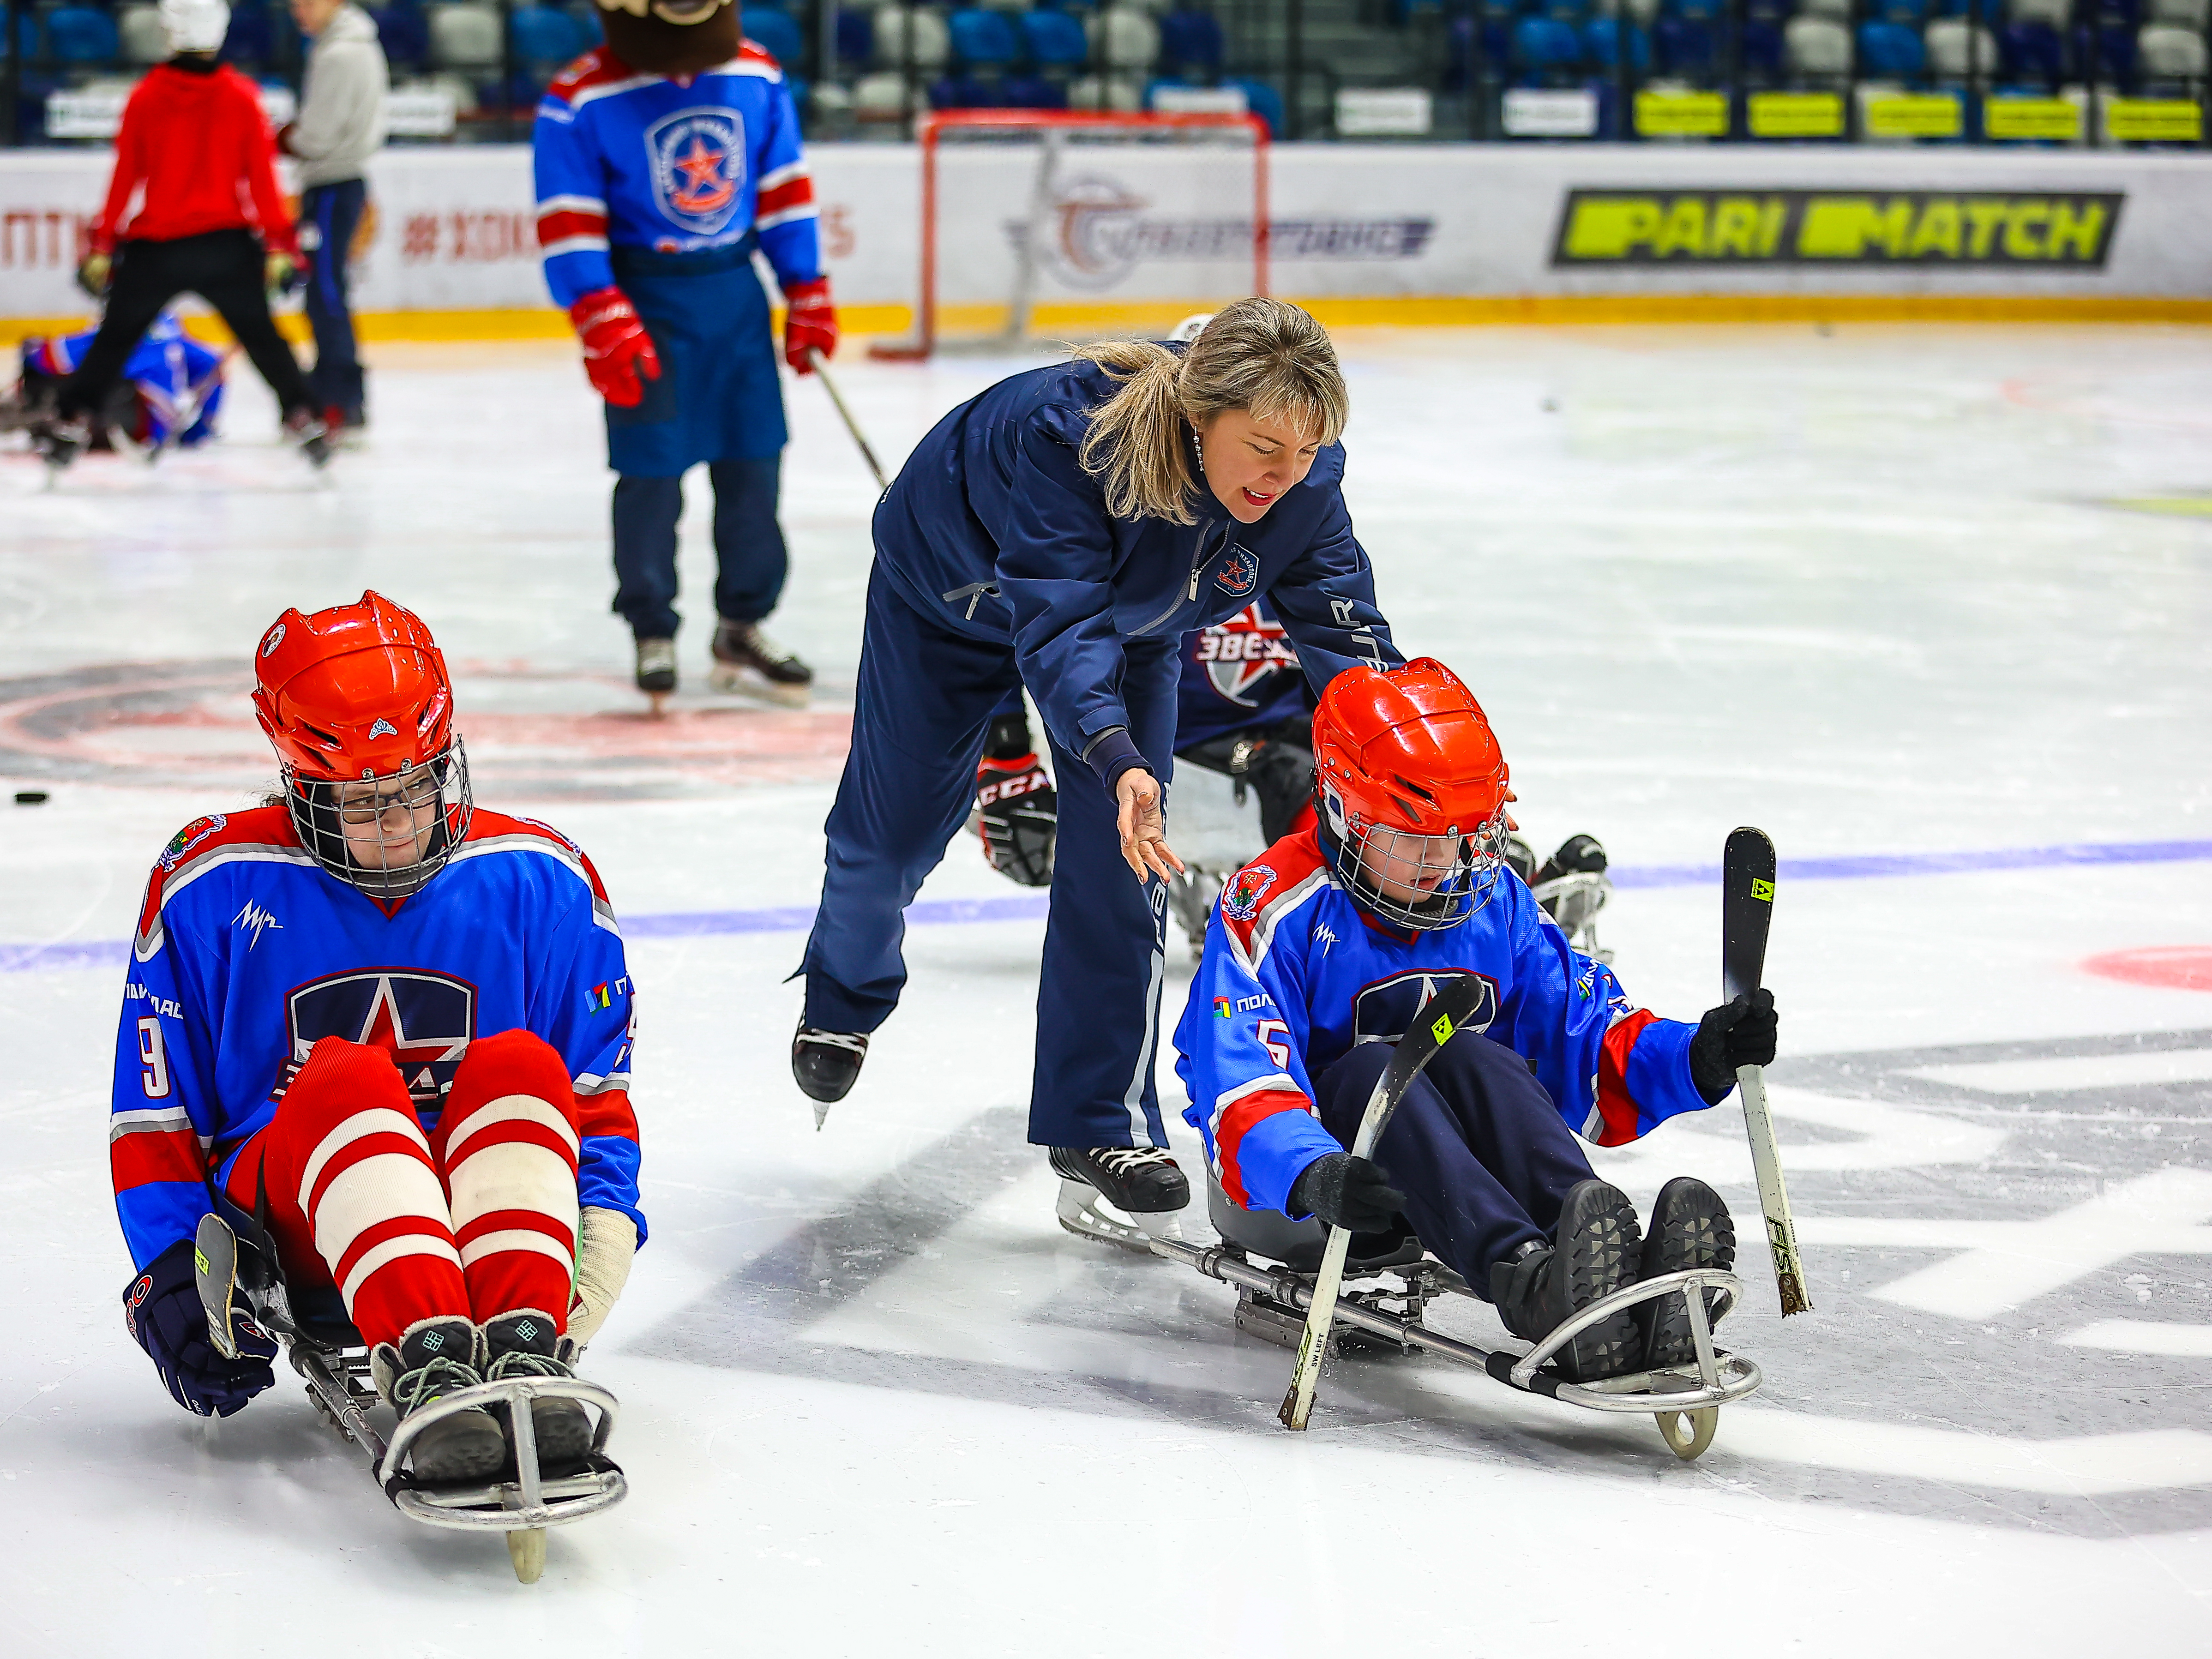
[1073, 297, 1349, 526]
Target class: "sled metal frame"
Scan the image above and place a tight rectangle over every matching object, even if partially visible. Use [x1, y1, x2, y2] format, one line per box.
[1149, 1234, 1761, 1459]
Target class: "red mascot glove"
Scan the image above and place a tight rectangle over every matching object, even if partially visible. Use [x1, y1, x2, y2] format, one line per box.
[782, 276, 837, 374]
[568, 287, 662, 409]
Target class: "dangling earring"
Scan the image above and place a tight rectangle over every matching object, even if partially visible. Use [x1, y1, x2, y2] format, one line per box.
[1191, 424, 1205, 475]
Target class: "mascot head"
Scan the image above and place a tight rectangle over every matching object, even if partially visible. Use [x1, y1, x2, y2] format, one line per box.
[595, 0, 741, 76]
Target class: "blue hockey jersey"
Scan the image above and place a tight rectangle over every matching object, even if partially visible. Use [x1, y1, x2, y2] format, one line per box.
[1177, 598, 1310, 751]
[532, 39, 820, 309]
[109, 805, 644, 1273]
[30, 310, 223, 448]
[1172, 827, 1710, 1218]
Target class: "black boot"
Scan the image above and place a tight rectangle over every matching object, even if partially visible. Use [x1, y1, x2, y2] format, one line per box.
[373, 1316, 505, 1484]
[1048, 1145, 1190, 1214]
[1489, 1179, 1645, 1382]
[283, 407, 332, 468]
[31, 414, 86, 473]
[710, 619, 813, 703]
[1636, 1176, 1736, 1370]
[793, 1022, 867, 1104]
[481, 1309, 594, 1475]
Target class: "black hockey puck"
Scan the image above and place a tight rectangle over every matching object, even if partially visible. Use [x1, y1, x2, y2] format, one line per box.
[14, 791, 48, 805]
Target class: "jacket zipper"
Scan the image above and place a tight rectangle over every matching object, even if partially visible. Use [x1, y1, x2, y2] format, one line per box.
[1133, 522, 1223, 638]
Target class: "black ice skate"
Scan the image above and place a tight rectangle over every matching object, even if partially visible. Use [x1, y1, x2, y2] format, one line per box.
[1529, 834, 1614, 963]
[1636, 1176, 1737, 1370]
[1490, 1178, 1645, 1383]
[372, 1316, 506, 1485]
[793, 1022, 867, 1127]
[31, 414, 86, 478]
[283, 407, 332, 469]
[1050, 1145, 1190, 1252]
[709, 619, 812, 707]
[634, 636, 677, 702]
[482, 1310, 594, 1475]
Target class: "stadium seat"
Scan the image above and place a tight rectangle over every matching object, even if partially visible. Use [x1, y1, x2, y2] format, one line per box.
[1926, 16, 2000, 73]
[2008, 0, 2070, 23]
[949, 7, 1022, 64]
[1794, 0, 1853, 19]
[1585, 14, 1652, 68]
[929, 71, 1001, 106]
[836, 7, 873, 66]
[370, 6, 430, 73]
[1514, 14, 1586, 72]
[1655, 0, 1721, 75]
[1000, 70, 1068, 104]
[976, 0, 1034, 12]
[1999, 18, 2069, 79]
[1089, 6, 1161, 70]
[1068, 69, 1146, 108]
[854, 67, 915, 117]
[1022, 8, 1088, 66]
[1157, 7, 1223, 75]
[2074, 18, 2137, 76]
[1784, 14, 1853, 73]
[1857, 18, 1927, 74]
[511, 6, 583, 69]
[119, 4, 168, 64]
[222, 2, 276, 68]
[745, 7, 807, 68]
[1230, 74, 1283, 132]
[1739, 16, 1785, 75]
[2146, 0, 2208, 22]
[47, 6, 120, 66]
[2138, 21, 2209, 75]
[1881, 0, 1932, 23]
[431, 4, 503, 71]
[873, 5, 951, 69]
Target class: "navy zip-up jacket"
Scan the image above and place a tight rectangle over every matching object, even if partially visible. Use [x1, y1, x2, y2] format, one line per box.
[870, 353, 1400, 781]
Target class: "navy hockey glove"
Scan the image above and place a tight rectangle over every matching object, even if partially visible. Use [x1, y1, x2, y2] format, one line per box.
[122, 1238, 276, 1418]
[1288, 1153, 1407, 1234]
[1689, 989, 1779, 1104]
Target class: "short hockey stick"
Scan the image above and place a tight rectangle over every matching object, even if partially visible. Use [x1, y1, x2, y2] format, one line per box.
[1279, 974, 1491, 1430]
[1721, 826, 1812, 1316]
[807, 348, 888, 493]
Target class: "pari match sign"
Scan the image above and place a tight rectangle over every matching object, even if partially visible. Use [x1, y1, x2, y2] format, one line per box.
[1553, 189, 2123, 268]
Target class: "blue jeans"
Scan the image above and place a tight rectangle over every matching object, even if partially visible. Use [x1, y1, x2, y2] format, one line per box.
[299, 179, 366, 420]
[802, 565, 1181, 1148]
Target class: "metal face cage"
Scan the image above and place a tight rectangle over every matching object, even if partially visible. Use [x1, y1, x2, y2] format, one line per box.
[283, 738, 474, 903]
[1322, 793, 1512, 932]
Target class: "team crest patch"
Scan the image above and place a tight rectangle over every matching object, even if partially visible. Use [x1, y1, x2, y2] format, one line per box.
[158, 813, 227, 872]
[645, 108, 747, 235]
[1212, 548, 1260, 598]
[1221, 863, 1277, 921]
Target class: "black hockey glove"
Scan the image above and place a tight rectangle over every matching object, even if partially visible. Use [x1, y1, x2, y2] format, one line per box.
[1689, 988, 1779, 1104]
[122, 1237, 276, 1418]
[1287, 1153, 1407, 1234]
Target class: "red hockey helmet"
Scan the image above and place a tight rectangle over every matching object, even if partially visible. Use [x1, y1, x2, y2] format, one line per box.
[251, 592, 472, 900]
[1311, 658, 1513, 930]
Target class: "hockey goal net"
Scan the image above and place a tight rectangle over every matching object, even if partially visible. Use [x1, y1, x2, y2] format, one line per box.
[870, 110, 1270, 360]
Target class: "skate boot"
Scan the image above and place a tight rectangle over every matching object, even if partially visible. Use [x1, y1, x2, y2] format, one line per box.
[1489, 1179, 1645, 1383]
[1529, 834, 1612, 961]
[972, 751, 1056, 888]
[793, 1022, 867, 1106]
[283, 407, 332, 469]
[372, 1316, 505, 1485]
[635, 637, 677, 697]
[1050, 1145, 1190, 1250]
[709, 619, 812, 707]
[30, 414, 87, 475]
[482, 1309, 595, 1475]
[1503, 834, 1538, 887]
[1635, 1176, 1736, 1370]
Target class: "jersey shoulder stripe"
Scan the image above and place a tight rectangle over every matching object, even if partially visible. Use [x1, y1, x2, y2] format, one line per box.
[547, 49, 643, 104]
[134, 806, 314, 960]
[733, 42, 786, 77]
[1220, 828, 1333, 973]
[456, 810, 620, 932]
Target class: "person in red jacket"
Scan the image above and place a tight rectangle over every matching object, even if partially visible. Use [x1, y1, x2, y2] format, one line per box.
[35, 0, 326, 473]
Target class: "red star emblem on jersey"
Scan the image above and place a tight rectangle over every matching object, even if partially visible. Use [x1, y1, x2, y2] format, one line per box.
[356, 976, 471, 1076]
[669, 136, 737, 216]
[1194, 603, 1300, 708]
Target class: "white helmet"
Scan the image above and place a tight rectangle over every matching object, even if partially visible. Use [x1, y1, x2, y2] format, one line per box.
[1169, 313, 1215, 344]
[159, 0, 231, 53]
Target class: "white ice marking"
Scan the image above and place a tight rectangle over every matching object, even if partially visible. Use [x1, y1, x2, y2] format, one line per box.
[1906, 1049, 2212, 1094]
[2058, 1320, 2212, 1358]
[1799, 1167, 2212, 1318]
[1707, 1417, 2212, 1496]
[1590, 1083, 2007, 1189]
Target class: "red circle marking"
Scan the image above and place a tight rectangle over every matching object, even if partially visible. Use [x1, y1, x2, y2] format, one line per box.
[2080, 947, 2212, 993]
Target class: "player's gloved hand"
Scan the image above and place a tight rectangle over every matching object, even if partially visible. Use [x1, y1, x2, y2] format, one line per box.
[565, 1206, 636, 1348]
[76, 252, 112, 299]
[1689, 987, 1778, 1104]
[1288, 1153, 1407, 1234]
[781, 276, 837, 374]
[264, 252, 300, 299]
[569, 287, 663, 408]
[122, 1237, 277, 1418]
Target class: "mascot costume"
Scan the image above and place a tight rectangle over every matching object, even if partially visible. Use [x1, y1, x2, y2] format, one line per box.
[533, 0, 835, 705]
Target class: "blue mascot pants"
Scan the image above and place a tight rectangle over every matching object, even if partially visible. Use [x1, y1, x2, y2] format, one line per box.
[803, 565, 1181, 1150]
[1313, 1034, 1599, 1296]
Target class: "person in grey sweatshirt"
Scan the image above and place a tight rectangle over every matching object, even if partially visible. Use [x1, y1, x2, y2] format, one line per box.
[281, 0, 387, 434]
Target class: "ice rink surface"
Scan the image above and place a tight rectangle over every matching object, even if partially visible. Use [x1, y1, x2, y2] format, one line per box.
[3, 324, 2210, 1656]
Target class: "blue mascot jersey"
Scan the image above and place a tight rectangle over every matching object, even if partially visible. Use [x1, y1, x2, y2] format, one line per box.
[532, 38, 821, 307]
[108, 806, 645, 1272]
[1172, 826, 1711, 1219]
[1177, 599, 1311, 751]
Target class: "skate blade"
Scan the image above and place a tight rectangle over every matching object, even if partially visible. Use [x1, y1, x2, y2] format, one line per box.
[1054, 1178, 1185, 1255]
[707, 664, 811, 709]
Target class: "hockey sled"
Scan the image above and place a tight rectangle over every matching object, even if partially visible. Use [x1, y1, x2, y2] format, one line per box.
[1147, 1178, 1761, 1461]
[193, 1207, 626, 1583]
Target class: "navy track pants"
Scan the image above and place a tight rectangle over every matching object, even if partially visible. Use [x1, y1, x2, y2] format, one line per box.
[803, 565, 1180, 1149]
[300, 179, 367, 421]
[611, 457, 787, 640]
[1313, 1033, 1599, 1296]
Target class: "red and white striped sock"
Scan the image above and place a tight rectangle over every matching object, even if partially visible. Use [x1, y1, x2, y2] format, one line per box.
[431, 1029, 580, 1331]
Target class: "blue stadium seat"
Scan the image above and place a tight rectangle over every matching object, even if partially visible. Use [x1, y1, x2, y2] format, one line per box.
[1229, 75, 1284, 135]
[1543, 0, 1591, 24]
[2074, 19, 2138, 78]
[1585, 15, 1652, 69]
[1514, 14, 1586, 72]
[1656, 0, 1719, 74]
[2000, 20, 2068, 81]
[1001, 71, 1068, 107]
[222, 3, 275, 68]
[948, 8, 1022, 66]
[1857, 18, 1928, 72]
[1739, 17, 1785, 74]
[369, 6, 429, 72]
[512, 6, 582, 66]
[837, 6, 872, 66]
[930, 72, 1002, 107]
[1880, 0, 1931, 23]
[1158, 8, 1224, 75]
[48, 5, 120, 64]
[745, 7, 806, 69]
[1022, 7, 1088, 66]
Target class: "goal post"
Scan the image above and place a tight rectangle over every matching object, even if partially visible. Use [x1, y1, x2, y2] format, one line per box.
[869, 109, 1271, 361]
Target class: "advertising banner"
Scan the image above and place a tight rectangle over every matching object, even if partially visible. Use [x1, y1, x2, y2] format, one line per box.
[1553, 189, 2123, 267]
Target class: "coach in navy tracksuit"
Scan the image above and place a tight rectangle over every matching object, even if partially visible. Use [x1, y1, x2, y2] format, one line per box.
[794, 300, 1401, 1219]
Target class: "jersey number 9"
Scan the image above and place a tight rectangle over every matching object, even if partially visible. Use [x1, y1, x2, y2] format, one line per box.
[137, 1016, 171, 1099]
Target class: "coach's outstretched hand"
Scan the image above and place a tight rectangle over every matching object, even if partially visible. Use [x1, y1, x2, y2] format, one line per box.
[1114, 768, 1185, 884]
[1689, 988, 1779, 1104]
[122, 1238, 276, 1418]
[1289, 1152, 1407, 1235]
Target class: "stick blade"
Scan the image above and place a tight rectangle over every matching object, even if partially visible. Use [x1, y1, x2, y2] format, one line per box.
[194, 1211, 241, 1361]
[1721, 826, 1776, 1003]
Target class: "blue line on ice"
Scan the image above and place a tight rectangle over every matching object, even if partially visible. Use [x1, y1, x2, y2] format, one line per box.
[6, 837, 2209, 976]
